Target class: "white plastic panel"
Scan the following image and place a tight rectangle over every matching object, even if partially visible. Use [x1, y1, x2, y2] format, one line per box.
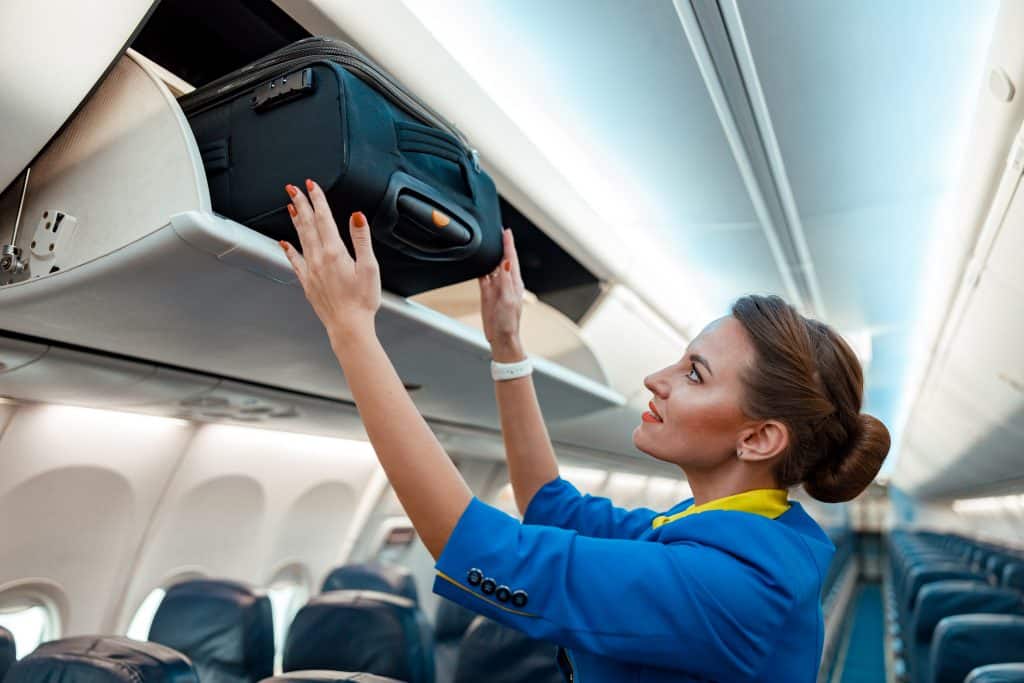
[0, 338, 47, 375]
[0, 1, 155, 191]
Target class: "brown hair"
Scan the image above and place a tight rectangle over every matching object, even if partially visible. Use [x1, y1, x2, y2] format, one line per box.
[731, 294, 890, 503]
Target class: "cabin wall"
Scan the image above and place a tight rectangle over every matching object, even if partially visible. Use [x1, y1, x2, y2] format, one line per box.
[0, 401, 385, 638]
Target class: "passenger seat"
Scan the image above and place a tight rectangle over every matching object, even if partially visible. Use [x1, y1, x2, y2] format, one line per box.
[5, 635, 198, 682]
[454, 616, 562, 683]
[0, 625, 16, 680]
[262, 673, 405, 682]
[930, 615, 1024, 683]
[433, 599, 477, 683]
[284, 591, 434, 683]
[966, 663, 1024, 682]
[321, 561, 419, 604]
[148, 579, 275, 683]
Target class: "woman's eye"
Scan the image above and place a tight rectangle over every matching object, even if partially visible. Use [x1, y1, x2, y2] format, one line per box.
[687, 364, 702, 383]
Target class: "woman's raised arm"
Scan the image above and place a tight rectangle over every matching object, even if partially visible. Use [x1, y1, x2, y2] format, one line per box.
[479, 229, 559, 515]
[279, 180, 471, 559]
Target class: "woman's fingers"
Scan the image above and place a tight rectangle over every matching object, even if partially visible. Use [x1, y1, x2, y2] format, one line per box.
[279, 240, 309, 289]
[349, 211, 376, 266]
[504, 228, 524, 286]
[286, 184, 320, 253]
[305, 179, 346, 256]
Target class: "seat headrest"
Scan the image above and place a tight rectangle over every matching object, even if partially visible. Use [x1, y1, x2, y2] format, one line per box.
[932, 615, 1024, 683]
[261, 672, 406, 682]
[453, 616, 562, 683]
[149, 579, 274, 683]
[904, 564, 987, 609]
[284, 591, 433, 683]
[433, 599, 476, 643]
[965, 663, 1024, 683]
[913, 581, 1024, 641]
[5, 636, 198, 682]
[1004, 563, 1024, 591]
[0, 625, 16, 680]
[321, 562, 419, 604]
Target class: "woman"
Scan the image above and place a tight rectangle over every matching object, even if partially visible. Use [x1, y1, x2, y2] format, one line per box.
[278, 180, 890, 682]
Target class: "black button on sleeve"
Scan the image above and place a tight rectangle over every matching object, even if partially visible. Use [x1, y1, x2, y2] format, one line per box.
[495, 585, 511, 602]
[511, 590, 529, 608]
[480, 578, 497, 595]
[467, 568, 483, 586]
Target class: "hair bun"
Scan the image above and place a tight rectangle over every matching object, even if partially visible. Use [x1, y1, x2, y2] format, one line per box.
[804, 414, 890, 503]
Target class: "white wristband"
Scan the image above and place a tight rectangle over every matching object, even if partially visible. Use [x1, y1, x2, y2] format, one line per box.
[491, 358, 533, 381]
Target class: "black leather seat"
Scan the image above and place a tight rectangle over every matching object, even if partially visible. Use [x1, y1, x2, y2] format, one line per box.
[910, 582, 1024, 682]
[321, 562, 419, 605]
[453, 616, 562, 683]
[966, 663, 1024, 682]
[931, 615, 1024, 683]
[148, 579, 274, 683]
[261, 673, 406, 682]
[5, 635, 198, 682]
[0, 625, 16, 680]
[433, 599, 477, 683]
[284, 590, 433, 683]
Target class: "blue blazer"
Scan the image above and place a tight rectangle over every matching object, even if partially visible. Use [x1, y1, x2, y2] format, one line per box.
[433, 477, 835, 682]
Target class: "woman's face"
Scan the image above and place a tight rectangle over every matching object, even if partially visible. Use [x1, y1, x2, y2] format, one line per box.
[633, 316, 756, 469]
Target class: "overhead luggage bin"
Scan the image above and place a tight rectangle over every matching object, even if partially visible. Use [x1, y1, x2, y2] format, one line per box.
[0, 51, 622, 429]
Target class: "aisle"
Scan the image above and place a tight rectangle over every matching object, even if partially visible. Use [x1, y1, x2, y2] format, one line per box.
[832, 583, 886, 683]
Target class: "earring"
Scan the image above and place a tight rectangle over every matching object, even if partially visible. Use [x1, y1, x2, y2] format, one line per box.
[737, 449, 743, 458]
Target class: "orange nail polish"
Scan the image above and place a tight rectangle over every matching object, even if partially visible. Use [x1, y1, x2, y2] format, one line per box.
[288, 204, 297, 217]
[279, 240, 289, 251]
[306, 179, 315, 191]
[503, 260, 511, 272]
[286, 184, 298, 197]
[351, 211, 367, 228]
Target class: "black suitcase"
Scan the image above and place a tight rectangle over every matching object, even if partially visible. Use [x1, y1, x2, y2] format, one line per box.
[179, 37, 503, 296]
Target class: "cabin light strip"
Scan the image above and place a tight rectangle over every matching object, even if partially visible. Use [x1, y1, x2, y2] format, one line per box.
[952, 494, 1024, 514]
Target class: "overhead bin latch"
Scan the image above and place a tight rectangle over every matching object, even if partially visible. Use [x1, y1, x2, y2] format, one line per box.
[0, 169, 31, 281]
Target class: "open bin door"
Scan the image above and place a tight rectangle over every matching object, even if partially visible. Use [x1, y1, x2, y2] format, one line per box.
[0, 0, 157, 193]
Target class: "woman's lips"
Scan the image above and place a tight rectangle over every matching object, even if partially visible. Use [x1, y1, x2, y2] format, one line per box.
[643, 400, 663, 424]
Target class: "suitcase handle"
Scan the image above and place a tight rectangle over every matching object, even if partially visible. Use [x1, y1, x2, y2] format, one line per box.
[374, 172, 483, 261]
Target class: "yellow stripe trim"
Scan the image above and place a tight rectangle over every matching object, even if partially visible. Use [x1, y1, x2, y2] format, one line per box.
[436, 571, 538, 618]
[651, 488, 790, 529]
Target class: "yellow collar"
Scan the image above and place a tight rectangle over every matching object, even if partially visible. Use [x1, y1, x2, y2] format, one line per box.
[651, 488, 790, 529]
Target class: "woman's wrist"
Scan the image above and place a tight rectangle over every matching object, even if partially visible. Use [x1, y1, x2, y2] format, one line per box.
[490, 334, 526, 363]
[327, 318, 379, 357]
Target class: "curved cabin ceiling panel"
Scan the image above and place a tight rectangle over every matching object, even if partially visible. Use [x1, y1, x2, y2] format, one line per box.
[390, 0, 790, 322]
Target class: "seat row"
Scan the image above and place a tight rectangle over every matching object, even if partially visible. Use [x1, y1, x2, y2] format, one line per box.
[0, 561, 563, 683]
[886, 530, 1024, 683]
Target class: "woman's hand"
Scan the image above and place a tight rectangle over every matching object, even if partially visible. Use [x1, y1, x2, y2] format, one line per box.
[479, 228, 527, 362]
[278, 180, 381, 348]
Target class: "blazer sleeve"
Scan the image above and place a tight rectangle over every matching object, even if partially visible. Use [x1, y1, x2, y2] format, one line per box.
[433, 497, 797, 680]
[522, 476, 659, 539]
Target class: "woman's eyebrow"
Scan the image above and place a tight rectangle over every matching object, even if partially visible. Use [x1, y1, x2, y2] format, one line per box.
[690, 353, 713, 376]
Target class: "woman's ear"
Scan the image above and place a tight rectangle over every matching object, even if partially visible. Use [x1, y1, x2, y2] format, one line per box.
[737, 420, 789, 462]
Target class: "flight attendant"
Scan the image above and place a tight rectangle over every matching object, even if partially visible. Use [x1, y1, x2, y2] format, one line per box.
[278, 181, 890, 682]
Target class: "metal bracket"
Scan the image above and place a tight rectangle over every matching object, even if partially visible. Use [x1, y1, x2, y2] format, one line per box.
[250, 67, 315, 112]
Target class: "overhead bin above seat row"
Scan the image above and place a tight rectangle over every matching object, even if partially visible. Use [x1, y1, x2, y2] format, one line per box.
[0, 43, 622, 434]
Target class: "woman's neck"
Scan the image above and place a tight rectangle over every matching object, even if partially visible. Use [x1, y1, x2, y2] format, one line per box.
[682, 459, 780, 506]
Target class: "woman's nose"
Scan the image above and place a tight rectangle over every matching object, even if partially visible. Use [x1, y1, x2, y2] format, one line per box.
[644, 367, 670, 398]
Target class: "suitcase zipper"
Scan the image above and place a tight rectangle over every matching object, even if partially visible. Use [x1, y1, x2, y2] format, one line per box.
[181, 38, 481, 169]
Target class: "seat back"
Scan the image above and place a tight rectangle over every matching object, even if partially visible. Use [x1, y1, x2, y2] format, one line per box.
[5, 635, 198, 682]
[904, 564, 985, 611]
[912, 582, 1024, 643]
[149, 579, 275, 683]
[931, 615, 1024, 683]
[433, 599, 476, 683]
[284, 590, 434, 683]
[0, 625, 15, 681]
[321, 562, 419, 605]
[965, 663, 1024, 683]
[1004, 563, 1024, 592]
[453, 616, 562, 683]
[261, 673, 406, 682]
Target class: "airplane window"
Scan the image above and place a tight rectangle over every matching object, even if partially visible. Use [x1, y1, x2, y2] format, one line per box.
[267, 580, 309, 674]
[125, 587, 166, 641]
[0, 603, 57, 659]
[558, 465, 608, 496]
